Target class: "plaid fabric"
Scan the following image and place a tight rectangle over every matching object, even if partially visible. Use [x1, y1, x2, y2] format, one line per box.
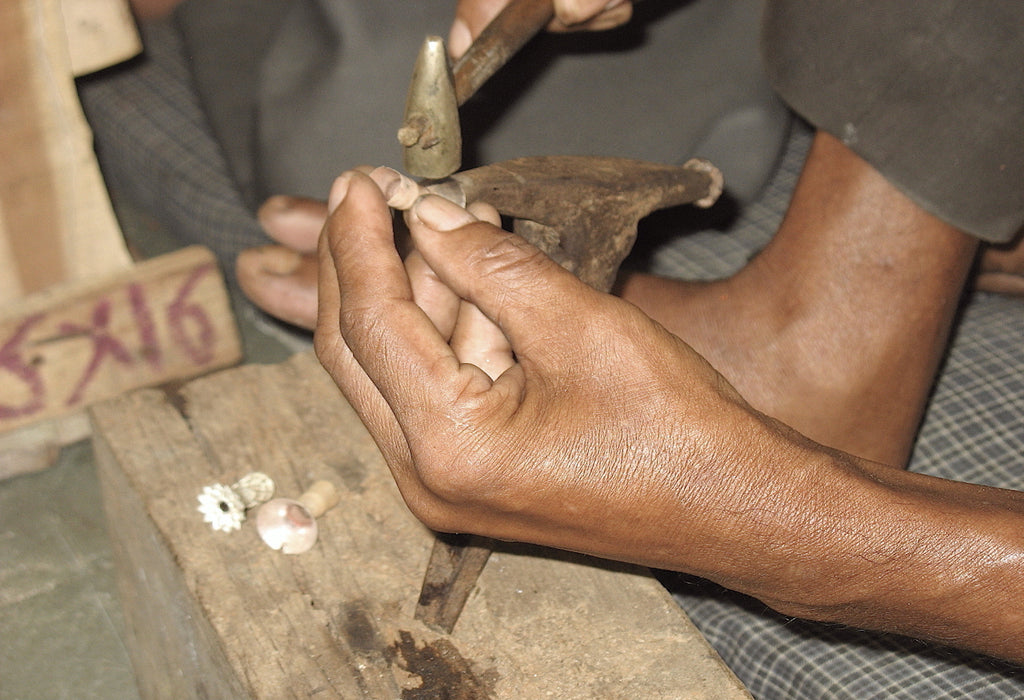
[657, 124, 1024, 699]
[77, 19, 267, 268]
[644, 121, 806, 282]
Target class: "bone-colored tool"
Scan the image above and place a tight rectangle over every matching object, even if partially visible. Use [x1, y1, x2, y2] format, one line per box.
[398, 0, 554, 178]
[381, 156, 722, 291]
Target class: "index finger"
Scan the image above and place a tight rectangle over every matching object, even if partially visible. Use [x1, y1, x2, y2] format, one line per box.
[322, 171, 495, 420]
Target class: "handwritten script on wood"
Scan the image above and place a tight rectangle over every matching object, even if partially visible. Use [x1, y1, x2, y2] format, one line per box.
[1, 246, 240, 433]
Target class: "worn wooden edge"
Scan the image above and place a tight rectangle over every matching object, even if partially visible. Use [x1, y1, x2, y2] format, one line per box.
[0, 245, 215, 322]
[90, 364, 421, 698]
[1, 245, 241, 436]
[1, 0, 134, 305]
[91, 389, 253, 700]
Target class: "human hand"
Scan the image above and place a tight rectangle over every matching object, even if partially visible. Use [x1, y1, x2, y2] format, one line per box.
[449, 0, 634, 57]
[234, 181, 508, 333]
[314, 169, 1024, 665]
[314, 169, 844, 594]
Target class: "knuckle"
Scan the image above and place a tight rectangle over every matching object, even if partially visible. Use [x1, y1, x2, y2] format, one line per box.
[412, 405, 515, 507]
[416, 437, 493, 503]
[337, 301, 390, 352]
[312, 326, 348, 371]
[466, 231, 546, 281]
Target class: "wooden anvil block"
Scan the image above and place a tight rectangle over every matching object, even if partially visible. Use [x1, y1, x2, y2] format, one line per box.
[91, 352, 750, 699]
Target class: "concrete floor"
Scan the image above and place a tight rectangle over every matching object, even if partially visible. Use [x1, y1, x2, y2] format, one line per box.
[0, 441, 139, 700]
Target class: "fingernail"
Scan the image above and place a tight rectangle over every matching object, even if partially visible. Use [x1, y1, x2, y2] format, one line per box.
[448, 18, 471, 59]
[259, 195, 292, 215]
[412, 194, 477, 231]
[369, 165, 399, 193]
[370, 166, 423, 210]
[257, 196, 297, 233]
[327, 172, 353, 212]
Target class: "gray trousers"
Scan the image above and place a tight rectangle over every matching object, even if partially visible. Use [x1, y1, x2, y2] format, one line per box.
[763, 0, 1024, 243]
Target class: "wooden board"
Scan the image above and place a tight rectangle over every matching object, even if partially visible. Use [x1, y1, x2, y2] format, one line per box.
[60, 0, 141, 77]
[0, 0, 235, 477]
[91, 352, 750, 699]
[1, 245, 241, 436]
[0, 0, 134, 303]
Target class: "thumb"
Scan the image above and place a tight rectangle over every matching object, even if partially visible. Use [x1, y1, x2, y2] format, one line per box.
[407, 194, 603, 356]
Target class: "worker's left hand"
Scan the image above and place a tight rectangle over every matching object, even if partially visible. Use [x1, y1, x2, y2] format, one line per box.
[449, 0, 634, 58]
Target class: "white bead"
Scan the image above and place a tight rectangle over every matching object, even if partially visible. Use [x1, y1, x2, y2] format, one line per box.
[197, 483, 246, 532]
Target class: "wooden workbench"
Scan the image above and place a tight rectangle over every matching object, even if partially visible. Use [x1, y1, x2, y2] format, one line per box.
[91, 351, 750, 699]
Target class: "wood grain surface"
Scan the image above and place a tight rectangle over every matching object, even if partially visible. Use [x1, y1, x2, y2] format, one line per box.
[91, 352, 750, 699]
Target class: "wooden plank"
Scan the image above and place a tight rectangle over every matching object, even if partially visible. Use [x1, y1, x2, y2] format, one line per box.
[91, 391, 253, 700]
[0, 0, 132, 302]
[91, 352, 751, 698]
[60, 0, 141, 77]
[1, 245, 241, 435]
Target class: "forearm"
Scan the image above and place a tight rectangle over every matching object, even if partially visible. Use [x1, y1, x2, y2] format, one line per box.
[713, 427, 1024, 665]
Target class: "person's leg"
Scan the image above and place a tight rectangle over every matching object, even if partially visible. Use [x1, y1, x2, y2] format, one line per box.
[242, 129, 979, 466]
[619, 130, 978, 467]
[78, 19, 266, 265]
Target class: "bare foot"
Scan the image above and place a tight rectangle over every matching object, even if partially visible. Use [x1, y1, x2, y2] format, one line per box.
[978, 234, 1024, 296]
[619, 131, 978, 467]
[235, 196, 326, 331]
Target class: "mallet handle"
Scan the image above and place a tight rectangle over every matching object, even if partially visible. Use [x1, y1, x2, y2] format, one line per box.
[452, 0, 554, 105]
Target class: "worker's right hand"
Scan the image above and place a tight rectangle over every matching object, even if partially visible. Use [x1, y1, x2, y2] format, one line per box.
[449, 0, 634, 58]
[313, 168, 836, 606]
